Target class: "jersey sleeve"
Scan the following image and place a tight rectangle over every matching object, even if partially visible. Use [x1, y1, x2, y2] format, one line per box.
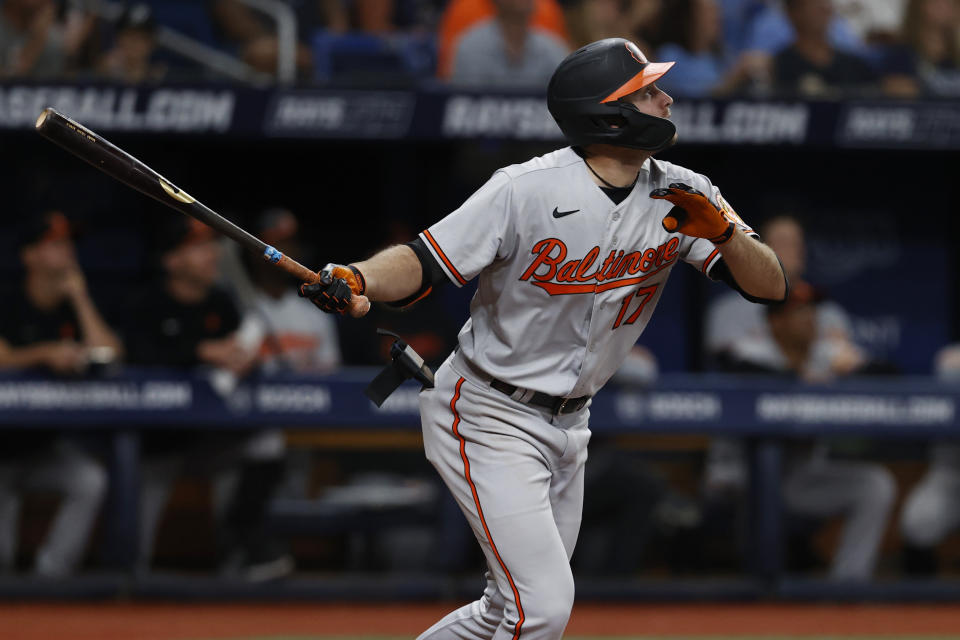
[419, 170, 515, 287]
[679, 185, 757, 279]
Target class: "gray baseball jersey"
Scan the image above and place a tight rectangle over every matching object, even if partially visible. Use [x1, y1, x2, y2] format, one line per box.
[415, 146, 757, 640]
[420, 146, 755, 397]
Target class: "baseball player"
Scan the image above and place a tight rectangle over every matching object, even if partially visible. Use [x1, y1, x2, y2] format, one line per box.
[301, 38, 787, 640]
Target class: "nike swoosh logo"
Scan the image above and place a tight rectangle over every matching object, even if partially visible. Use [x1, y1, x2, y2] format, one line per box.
[552, 207, 580, 218]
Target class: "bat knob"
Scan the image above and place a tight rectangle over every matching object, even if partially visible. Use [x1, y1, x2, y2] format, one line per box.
[348, 295, 371, 318]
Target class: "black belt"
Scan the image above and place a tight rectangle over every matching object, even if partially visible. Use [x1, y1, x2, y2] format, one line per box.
[454, 351, 590, 415]
[489, 379, 590, 415]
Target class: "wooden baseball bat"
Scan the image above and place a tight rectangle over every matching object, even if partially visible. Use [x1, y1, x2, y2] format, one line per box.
[35, 107, 370, 316]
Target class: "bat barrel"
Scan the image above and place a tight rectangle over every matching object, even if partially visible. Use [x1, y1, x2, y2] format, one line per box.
[36, 108, 319, 284]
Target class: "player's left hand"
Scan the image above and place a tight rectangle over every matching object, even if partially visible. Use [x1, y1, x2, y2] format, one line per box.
[650, 183, 735, 245]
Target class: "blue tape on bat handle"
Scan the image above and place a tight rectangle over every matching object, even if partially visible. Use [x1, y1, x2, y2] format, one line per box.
[263, 245, 283, 263]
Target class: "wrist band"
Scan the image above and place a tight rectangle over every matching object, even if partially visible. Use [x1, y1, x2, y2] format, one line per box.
[710, 222, 736, 246]
[348, 264, 366, 295]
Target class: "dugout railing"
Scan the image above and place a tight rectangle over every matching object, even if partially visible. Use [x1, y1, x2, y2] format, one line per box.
[0, 369, 959, 601]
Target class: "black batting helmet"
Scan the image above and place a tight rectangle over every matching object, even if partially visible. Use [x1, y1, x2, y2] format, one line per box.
[547, 38, 677, 151]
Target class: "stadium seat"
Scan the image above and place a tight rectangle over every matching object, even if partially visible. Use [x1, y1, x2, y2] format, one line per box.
[311, 30, 436, 83]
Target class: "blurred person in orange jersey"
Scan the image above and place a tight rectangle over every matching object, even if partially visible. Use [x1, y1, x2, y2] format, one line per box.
[437, 0, 568, 78]
[0, 210, 113, 577]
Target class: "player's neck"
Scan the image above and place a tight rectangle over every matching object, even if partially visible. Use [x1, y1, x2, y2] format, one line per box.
[583, 147, 650, 188]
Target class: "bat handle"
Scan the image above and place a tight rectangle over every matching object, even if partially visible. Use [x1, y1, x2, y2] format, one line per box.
[264, 245, 371, 317]
[262, 244, 317, 282]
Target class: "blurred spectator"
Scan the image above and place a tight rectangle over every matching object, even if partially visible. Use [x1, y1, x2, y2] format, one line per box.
[725, 281, 866, 380]
[703, 217, 854, 504]
[562, 0, 661, 51]
[0, 0, 97, 77]
[706, 215, 853, 364]
[0, 211, 111, 577]
[239, 208, 341, 374]
[126, 218, 255, 375]
[704, 216, 895, 581]
[209, 0, 316, 79]
[655, 0, 773, 97]
[126, 217, 292, 580]
[740, 0, 866, 57]
[449, 0, 569, 87]
[227, 208, 342, 559]
[899, 345, 960, 574]
[833, 0, 906, 45]
[437, 0, 567, 78]
[772, 0, 879, 96]
[0, 0, 67, 76]
[319, 0, 430, 33]
[722, 283, 896, 581]
[95, 4, 166, 84]
[878, 0, 960, 97]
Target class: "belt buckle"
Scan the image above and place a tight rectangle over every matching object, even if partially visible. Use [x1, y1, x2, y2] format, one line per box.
[556, 397, 570, 414]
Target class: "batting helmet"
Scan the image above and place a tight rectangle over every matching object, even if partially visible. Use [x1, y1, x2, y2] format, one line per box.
[547, 38, 677, 151]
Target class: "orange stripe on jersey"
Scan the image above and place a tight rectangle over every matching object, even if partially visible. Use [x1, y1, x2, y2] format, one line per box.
[423, 230, 468, 286]
[702, 247, 721, 275]
[450, 377, 525, 640]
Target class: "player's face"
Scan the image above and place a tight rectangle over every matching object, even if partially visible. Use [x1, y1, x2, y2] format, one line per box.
[621, 83, 673, 119]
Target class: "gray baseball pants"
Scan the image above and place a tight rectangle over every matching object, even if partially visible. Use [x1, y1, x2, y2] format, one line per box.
[417, 354, 591, 640]
[0, 437, 107, 576]
[783, 449, 896, 581]
[900, 443, 960, 547]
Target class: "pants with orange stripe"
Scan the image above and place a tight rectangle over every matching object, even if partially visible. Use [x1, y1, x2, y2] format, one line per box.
[418, 355, 591, 640]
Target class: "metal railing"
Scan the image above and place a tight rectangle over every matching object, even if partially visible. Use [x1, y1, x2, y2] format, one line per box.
[87, 0, 296, 84]
[235, 0, 298, 84]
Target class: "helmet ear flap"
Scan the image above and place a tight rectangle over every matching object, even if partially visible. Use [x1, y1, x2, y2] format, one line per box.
[592, 114, 629, 130]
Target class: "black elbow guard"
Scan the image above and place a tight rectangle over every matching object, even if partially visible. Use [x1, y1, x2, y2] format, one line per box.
[387, 237, 447, 308]
[710, 255, 789, 305]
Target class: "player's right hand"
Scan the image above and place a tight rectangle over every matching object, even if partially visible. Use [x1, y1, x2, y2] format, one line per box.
[298, 263, 371, 317]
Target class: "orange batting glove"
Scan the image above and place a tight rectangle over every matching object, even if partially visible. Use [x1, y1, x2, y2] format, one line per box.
[299, 263, 370, 317]
[650, 183, 735, 245]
